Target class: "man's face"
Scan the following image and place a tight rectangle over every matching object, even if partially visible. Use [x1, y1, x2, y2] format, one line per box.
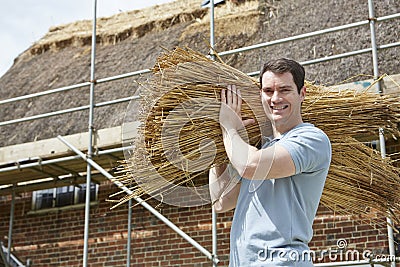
[260, 71, 305, 129]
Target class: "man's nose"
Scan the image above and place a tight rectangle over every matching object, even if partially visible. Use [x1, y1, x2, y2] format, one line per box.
[271, 91, 281, 102]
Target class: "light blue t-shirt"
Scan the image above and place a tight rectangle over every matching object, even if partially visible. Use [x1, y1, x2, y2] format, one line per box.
[229, 123, 331, 267]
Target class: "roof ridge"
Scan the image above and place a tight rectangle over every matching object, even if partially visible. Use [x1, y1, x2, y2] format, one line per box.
[18, 0, 202, 60]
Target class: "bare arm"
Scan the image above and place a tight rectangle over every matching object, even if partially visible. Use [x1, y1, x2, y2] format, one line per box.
[220, 85, 296, 180]
[209, 163, 241, 213]
[222, 129, 295, 179]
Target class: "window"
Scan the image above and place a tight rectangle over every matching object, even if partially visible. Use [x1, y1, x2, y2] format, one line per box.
[34, 189, 54, 209]
[32, 183, 98, 210]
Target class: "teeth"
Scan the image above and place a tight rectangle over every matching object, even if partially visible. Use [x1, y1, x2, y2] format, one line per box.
[271, 105, 288, 110]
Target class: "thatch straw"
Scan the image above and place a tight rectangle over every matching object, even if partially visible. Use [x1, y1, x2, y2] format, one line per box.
[25, 0, 203, 57]
[111, 47, 400, 226]
[325, 138, 400, 223]
[303, 84, 400, 140]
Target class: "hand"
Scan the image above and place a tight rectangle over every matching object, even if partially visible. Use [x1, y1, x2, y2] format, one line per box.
[219, 85, 255, 133]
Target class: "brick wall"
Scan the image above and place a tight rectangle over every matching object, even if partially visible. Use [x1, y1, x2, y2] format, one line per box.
[1, 176, 399, 267]
[310, 206, 395, 264]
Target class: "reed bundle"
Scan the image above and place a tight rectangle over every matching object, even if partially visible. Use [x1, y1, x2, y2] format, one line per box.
[325, 139, 400, 223]
[112, 47, 400, 225]
[303, 85, 400, 140]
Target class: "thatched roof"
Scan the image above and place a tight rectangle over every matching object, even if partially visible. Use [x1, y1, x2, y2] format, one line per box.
[0, 0, 399, 147]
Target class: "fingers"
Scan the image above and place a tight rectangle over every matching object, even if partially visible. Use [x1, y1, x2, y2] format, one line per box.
[243, 118, 256, 127]
[236, 86, 242, 113]
[225, 85, 232, 108]
[221, 88, 226, 104]
[220, 85, 255, 131]
[222, 85, 241, 113]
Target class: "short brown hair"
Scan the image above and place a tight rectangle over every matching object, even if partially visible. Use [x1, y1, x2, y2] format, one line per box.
[259, 58, 305, 93]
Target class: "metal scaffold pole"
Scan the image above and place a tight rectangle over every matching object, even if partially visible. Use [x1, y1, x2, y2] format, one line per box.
[127, 199, 132, 267]
[57, 135, 219, 265]
[7, 186, 15, 264]
[368, 0, 381, 93]
[83, 0, 97, 265]
[367, 1, 396, 266]
[209, 0, 218, 266]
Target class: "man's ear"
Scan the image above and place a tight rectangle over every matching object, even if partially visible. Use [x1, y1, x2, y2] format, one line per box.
[300, 86, 306, 102]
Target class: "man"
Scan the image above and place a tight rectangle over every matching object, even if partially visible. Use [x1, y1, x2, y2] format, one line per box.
[209, 58, 331, 266]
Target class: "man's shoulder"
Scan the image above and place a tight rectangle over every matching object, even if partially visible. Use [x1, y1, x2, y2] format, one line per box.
[281, 123, 332, 163]
[287, 123, 329, 140]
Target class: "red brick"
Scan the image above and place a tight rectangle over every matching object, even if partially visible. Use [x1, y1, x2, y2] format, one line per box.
[0, 181, 393, 267]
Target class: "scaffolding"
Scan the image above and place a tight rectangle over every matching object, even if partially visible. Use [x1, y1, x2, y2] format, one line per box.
[0, 0, 399, 266]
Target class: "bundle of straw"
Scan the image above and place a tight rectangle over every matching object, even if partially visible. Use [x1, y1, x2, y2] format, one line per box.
[325, 138, 400, 223]
[113, 47, 400, 225]
[113, 48, 269, 203]
[303, 84, 400, 140]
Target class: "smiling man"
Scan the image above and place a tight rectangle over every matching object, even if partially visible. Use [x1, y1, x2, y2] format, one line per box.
[209, 58, 332, 266]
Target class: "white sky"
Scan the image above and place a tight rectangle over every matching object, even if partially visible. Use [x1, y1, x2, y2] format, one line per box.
[0, 0, 176, 78]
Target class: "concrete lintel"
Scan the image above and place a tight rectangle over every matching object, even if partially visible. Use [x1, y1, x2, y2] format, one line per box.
[329, 73, 400, 94]
[0, 126, 125, 165]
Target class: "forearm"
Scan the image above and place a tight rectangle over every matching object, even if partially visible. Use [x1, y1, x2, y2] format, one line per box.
[222, 128, 258, 178]
[222, 129, 294, 180]
[209, 164, 241, 212]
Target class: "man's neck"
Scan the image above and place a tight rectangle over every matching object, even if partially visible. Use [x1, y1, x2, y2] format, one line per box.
[272, 120, 304, 138]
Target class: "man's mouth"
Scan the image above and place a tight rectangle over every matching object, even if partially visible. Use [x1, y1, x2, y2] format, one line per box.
[270, 105, 289, 111]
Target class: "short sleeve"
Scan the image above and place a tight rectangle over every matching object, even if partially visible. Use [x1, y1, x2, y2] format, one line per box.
[278, 126, 331, 175]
